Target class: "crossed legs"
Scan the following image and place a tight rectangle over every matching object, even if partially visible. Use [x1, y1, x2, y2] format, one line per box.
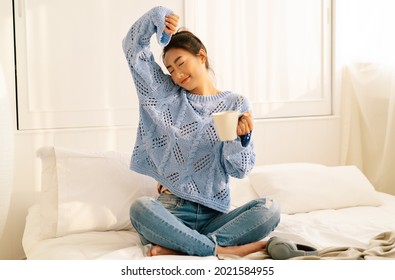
[130, 195, 280, 257]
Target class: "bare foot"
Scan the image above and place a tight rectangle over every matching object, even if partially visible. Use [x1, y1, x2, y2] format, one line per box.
[147, 241, 267, 257]
[217, 241, 267, 257]
[147, 245, 186, 257]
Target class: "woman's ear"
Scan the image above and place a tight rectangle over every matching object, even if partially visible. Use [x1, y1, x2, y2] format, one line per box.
[198, 49, 207, 64]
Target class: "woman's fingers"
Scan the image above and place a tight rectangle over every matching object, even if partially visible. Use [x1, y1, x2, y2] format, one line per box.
[244, 112, 254, 131]
[166, 14, 179, 25]
[164, 14, 179, 34]
[237, 112, 254, 136]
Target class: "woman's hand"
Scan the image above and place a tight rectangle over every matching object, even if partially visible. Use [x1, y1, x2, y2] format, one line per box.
[237, 112, 254, 136]
[164, 14, 179, 35]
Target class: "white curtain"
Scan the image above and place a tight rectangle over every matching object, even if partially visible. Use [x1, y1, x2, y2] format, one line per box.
[337, 0, 395, 195]
[0, 64, 14, 238]
[185, 0, 329, 118]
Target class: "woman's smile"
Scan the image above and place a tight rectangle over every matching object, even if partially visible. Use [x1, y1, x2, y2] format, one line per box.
[180, 75, 190, 84]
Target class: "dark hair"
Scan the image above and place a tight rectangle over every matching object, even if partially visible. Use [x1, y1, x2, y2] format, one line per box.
[162, 30, 210, 70]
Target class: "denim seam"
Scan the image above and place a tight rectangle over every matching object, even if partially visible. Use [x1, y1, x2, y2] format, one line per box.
[209, 234, 218, 256]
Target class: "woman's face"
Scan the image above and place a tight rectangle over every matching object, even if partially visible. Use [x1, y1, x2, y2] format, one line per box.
[163, 48, 207, 94]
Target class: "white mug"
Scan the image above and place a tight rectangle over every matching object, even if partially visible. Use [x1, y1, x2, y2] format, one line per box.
[212, 110, 240, 141]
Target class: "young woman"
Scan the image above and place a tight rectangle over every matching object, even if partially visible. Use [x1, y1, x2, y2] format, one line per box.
[123, 6, 280, 257]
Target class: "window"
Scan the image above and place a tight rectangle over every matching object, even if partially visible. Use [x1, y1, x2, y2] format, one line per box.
[185, 0, 332, 118]
[14, 0, 331, 130]
[13, 0, 184, 130]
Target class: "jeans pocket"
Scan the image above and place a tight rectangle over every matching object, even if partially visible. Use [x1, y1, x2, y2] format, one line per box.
[158, 194, 184, 210]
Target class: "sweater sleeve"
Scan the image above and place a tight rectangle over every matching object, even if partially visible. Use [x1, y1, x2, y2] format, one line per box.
[222, 97, 256, 179]
[222, 134, 256, 179]
[122, 6, 176, 100]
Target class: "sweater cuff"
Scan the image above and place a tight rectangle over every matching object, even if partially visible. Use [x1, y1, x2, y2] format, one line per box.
[160, 32, 172, 46]
[240, 131, 252, 147]
[153, 6, 174, 46]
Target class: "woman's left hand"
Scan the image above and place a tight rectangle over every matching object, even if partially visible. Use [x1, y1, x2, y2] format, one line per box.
[237, 112, 254, 136]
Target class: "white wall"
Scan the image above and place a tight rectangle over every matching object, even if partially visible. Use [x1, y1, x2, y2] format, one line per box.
[0, 0, 341, 259]
[254, 116, 340, 166]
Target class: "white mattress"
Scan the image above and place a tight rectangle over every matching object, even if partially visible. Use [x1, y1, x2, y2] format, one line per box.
[22, 192, 395, 260]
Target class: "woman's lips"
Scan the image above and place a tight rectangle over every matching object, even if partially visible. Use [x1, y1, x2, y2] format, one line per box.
[181, 76, 190, 84]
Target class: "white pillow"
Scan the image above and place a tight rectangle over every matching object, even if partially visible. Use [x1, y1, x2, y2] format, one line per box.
[37, 147, 158, 238]
[249, 163, 381, 214]
[229, 177, 259, 209]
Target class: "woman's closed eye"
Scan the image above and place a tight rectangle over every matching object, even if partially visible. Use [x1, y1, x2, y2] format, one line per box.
[168, 62, 184, 75]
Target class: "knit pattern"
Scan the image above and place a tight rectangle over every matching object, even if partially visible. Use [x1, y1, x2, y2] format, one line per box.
[122, 6, 255, 213]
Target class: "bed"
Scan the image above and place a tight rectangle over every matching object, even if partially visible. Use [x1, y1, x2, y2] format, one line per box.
[22, 147, 395, 260]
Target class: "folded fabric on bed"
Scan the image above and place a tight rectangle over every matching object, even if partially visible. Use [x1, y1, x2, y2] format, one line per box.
[249, 163, 381, 214]
[291, 231, 395, 260]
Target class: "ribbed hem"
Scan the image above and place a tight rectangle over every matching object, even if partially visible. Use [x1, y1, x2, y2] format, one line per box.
[130, 164, 231, 213]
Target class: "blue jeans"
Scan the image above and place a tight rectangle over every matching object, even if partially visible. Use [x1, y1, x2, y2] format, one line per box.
[129, 194, 280, 256]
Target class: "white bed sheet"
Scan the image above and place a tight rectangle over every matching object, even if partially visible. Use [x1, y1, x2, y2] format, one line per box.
[23, 192, 395, 260]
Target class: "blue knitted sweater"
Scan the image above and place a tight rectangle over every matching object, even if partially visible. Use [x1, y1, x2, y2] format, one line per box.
[122, 6, 255, 213]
